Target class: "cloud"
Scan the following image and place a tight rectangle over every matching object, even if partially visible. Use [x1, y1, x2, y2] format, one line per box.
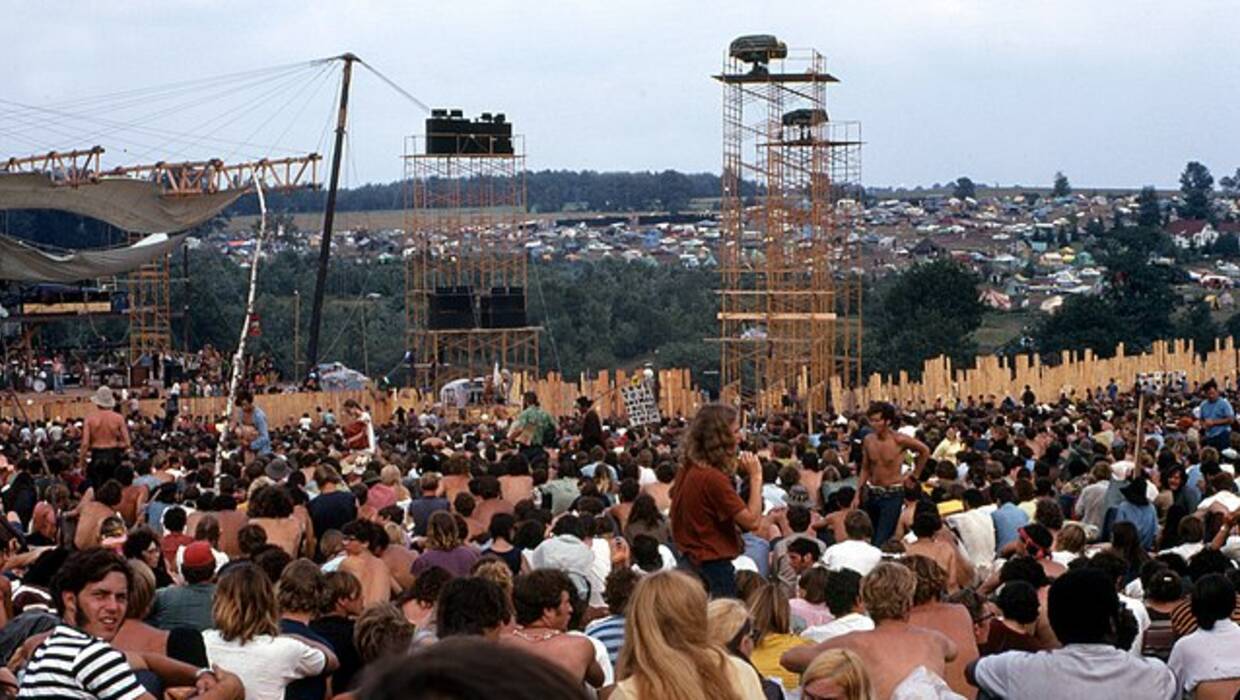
[3, 0, 1238, 188]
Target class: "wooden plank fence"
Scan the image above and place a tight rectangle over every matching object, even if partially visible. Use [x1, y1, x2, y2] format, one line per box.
[6, 338, 1234, 425]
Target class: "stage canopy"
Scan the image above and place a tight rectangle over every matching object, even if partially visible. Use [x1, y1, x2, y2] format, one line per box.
[0, 172, 243, 234]
[0, 232, 190, 283]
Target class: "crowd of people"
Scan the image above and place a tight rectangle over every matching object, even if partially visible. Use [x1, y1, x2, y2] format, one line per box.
[0, 375, 1239, 699]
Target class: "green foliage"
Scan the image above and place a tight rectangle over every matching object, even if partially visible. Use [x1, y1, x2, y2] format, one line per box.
[1179, 161, 1215, 222]
[528, 260, 719, 382]
[222, 170, 759, 216]
[867, 260, 984, 377]
[952, 177, 976, 200]
[1226, 311, 1240, 340]
[1033, 223, 1179, 357]
[1221, 168, 1240, 196]
[1136, 186, 1162, 228]
[1212, 233, 1240, 259]
[1177, 301, 1222, 356]
[1052, 172, 1072, 198]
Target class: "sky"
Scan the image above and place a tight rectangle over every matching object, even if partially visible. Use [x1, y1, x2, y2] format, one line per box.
[4, 0, 1239, 191]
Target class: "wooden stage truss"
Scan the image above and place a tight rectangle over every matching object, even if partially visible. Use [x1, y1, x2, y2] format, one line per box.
[403, 135, 539, 392]
[714, 43, 863, 413]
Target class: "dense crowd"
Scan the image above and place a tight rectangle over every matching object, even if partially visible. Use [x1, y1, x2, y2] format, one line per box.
[1, 375, 1240, 699]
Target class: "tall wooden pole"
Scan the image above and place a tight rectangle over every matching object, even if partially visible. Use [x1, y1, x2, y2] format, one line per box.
[293, 289, 301, 380]
[306, 53, 357, 375]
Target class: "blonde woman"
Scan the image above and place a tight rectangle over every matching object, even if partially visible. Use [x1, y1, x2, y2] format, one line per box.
[614, 570, 765, 700]
[746, 580, 810, 691]
[203, 563, 338, 700]
[706, 598, 784, 700]
[802, 649, 877, 700]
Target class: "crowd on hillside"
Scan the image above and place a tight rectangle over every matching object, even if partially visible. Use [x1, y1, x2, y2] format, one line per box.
[0, 374, 1239, 699]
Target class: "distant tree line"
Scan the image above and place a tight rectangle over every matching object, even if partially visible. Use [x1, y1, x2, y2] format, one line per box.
[225, 170, 762, 217]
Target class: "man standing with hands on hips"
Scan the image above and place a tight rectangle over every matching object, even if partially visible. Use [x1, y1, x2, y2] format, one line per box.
[670, 404, 766, 598]
[851, 401, 930, 546]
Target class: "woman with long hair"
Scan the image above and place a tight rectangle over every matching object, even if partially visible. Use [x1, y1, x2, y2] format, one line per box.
[410, 510, 479, 578]
[706, 598, 785, 700]
[624, 493, 670, 546]
[670, 404, 764, 598]
[1107, 521, 1151, 585]
[203, 563, 338, 700]
[614, 570, 765, 700]
[746, 579, 810, 691]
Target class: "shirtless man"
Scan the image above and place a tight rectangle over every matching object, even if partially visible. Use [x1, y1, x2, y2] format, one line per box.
[248, 486, 305, 557]
[851, 402, 929, 545]
[502, 569, 604, 689]
[75, 480, 124, 551]
[901, 555, 980, 699]
[339, 520, 398, 606]
[80, 387, 130, 487]
[905, 507, 975, 592]
[641, 462, 676, 513]
[782, 562, 957, 700]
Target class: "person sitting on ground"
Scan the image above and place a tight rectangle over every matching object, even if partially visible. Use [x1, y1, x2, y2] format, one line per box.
[277, 559, 336, 700]
[309, 570, 363, 695]
[822, 510, 883, 576]
[202, 562, 337, 700]
[338, 520, 398, 605]
[978, 580, 1043, 656]
[613, 570, 765, 700]
[800, 649, 876, 700]
[1167, 573, 1240, 696]
[585, 568, 640, 669]
[356, 636, 591, 700]
[801, 568, 873, 643]
[435, 575, 511, 639]
[745, 578, 809, 692]
[789, 567, 835, 630]
[781, 562, 958, 700]
[149, 541, 218, 632]
[898, 554, 979, 698]
[352, 602, 415, 668]
[410, 511, 479, 579]
[966, 567, 1177, 700]
[501, 569, 603, 689]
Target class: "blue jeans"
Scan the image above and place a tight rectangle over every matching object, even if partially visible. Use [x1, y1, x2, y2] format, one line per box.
[865, 489, 904, 545]
[687, 559, 738, 598]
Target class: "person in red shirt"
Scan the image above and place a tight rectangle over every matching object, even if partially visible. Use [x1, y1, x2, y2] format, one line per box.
[669, 403, 764, 598]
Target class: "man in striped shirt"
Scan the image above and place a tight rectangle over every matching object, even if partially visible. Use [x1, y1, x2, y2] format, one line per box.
[17, 548, 241, 700]
[585, 568, 640, 667]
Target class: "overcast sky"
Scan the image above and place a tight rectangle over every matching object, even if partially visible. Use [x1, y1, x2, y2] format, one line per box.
[4, 1, 1238, 190]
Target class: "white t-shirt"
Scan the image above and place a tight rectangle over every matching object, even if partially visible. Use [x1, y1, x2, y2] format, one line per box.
[1168, 619, 1240, 693]
[801, 612, 875, 643]
[203, 631, 326, 700]
[822, 539, 883, 576]
[972, 643, 1176, 700]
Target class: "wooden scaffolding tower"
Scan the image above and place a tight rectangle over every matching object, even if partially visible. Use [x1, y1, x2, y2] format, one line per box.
[404, 131, 539, 393]
[715, 40, 863, 412]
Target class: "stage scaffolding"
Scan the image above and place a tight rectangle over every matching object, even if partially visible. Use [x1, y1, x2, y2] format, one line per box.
[714, 43, 863, 413]
[403, 135, 539, 392]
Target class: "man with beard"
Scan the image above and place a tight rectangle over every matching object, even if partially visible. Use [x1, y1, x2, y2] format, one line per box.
[16, 548, 242, 699]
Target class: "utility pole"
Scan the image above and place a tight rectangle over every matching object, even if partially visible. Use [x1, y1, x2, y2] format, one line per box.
[292, 289, 301, 380]
[360, 300, 369, 377]
[306, 52, 357, 374]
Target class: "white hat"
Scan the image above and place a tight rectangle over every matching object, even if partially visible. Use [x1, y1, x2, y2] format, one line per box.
[90, 386, 116, 409]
